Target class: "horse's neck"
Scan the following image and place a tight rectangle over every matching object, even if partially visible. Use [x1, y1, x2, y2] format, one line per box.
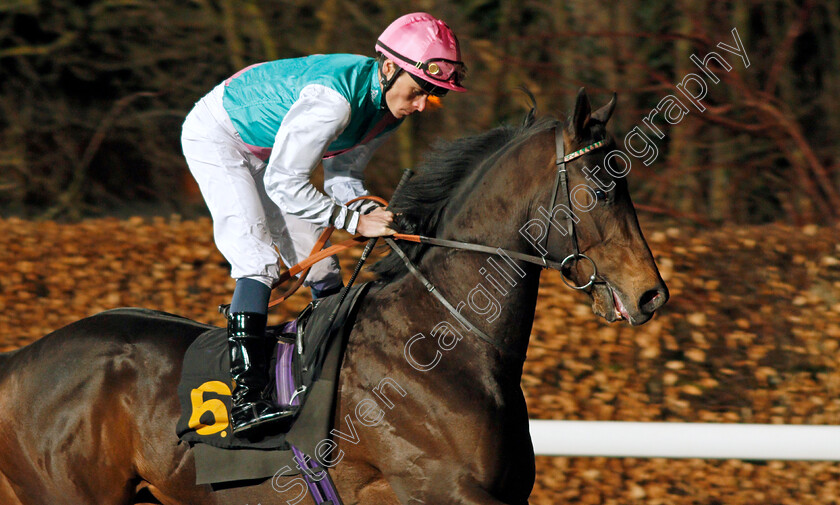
[421, 139, 547, 357]
[420, 246, 542, 358]
[385, 130, 551, 362]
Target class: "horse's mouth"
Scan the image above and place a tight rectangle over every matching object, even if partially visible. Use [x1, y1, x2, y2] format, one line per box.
[612, 288, 631, 321]
[593, 283, 657, 326]
[590, 282, 647, 325]
[600, 283, 630, 323]
[589, 282, 618, 323]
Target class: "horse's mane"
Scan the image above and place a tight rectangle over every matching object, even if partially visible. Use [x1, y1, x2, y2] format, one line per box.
[371, 113, 559, 281]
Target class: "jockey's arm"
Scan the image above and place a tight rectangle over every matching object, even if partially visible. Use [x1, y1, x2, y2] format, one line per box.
[262, 84, 362, 233]
[323, 132, 393, 215]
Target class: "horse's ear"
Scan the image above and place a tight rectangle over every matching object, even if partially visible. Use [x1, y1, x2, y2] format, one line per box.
[518, 86, 537, 126]
[591, 92, 617, 124]
[567, 87, 591, 140]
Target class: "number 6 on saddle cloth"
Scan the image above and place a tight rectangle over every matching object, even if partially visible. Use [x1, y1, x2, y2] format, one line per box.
[175, 283, 372, 486]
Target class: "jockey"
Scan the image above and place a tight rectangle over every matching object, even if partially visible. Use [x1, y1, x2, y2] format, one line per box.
[181, 12, 466, 437]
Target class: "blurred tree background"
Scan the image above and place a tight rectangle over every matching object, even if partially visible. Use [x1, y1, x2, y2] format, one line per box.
[1, 0, 837, 224]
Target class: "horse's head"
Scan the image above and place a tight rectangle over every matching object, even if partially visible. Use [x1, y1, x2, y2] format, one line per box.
[374, 90, 667, 326]
[534, 88, 669, 325]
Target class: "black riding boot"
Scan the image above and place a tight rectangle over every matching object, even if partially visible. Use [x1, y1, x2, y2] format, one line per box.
[228, 312, 295, 437]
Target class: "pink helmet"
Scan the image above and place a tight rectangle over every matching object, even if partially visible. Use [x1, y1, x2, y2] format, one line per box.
[375, 12, 466, 95]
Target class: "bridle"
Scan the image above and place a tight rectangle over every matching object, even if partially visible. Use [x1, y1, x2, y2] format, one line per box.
[543, 127, 607, 290]
[247, 125, 610, 359]
[382, 125, 609, 358]
[219, 126, 609, 359]
[211, 128, 612, 505]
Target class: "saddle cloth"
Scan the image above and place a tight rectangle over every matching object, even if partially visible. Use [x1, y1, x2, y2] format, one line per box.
[175, 283, 372, 485]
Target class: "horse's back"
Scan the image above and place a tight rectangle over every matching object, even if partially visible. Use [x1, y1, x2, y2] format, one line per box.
[0, 308, 212, 403]
[0, 308, 214, 505]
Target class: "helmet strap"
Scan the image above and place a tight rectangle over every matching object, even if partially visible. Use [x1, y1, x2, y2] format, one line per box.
[379, 60, 402, 108]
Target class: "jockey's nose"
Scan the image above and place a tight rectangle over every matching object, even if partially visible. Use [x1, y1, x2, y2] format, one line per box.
[415, 95, 427, 113]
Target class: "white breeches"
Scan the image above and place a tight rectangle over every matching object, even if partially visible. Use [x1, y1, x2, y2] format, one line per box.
[180, 83, 341, 289]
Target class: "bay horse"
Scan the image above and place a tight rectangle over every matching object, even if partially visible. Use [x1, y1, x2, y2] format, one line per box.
[0, 89, 667, 505]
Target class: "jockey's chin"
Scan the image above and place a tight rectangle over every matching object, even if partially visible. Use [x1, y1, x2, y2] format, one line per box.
[395, 108, 420, 118]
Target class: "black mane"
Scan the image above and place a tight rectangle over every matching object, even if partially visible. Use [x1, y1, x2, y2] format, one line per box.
[371, 115, 559, 281]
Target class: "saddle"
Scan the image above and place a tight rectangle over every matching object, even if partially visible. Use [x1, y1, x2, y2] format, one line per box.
[175, 282, 372, 485]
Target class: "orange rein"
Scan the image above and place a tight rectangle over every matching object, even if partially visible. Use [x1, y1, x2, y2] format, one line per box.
[267, 195, 418, 307]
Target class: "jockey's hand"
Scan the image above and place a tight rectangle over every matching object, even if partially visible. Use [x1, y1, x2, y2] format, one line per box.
[356, 207, 396, 237]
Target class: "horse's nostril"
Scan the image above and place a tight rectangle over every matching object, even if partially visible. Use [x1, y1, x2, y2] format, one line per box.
[639, 288, 666, 313]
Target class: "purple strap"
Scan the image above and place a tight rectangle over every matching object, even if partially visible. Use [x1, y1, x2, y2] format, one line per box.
[291, 444, 342, 504]
[275, 342, 300, 406]
[276, 320, 342, 504]
[291, 445, 324, 503]
[275, 320, 300, 406]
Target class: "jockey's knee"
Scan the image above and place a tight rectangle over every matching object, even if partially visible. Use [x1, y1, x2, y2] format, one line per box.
[308, 276, 344, 300]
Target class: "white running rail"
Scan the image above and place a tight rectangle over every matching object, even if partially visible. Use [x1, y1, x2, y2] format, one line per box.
[529, 420, 840, 461]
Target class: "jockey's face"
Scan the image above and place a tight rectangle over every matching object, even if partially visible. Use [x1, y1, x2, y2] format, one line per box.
[382, 59, 430, 118]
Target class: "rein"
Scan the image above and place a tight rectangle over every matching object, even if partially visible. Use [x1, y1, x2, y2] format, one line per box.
[259, 128, 608, 359]
[389, 128, 607, 288]
[380, 127, 607, 358]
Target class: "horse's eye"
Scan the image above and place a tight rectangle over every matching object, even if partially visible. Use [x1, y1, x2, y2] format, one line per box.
[594, 189, 608, 201]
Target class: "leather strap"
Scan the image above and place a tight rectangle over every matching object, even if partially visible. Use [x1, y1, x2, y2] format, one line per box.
[267, 195, 389, 308]
[385, 237, 525, 362]
[539, 126, 579, 260]
[392, 233, 565, 271]
[383, 237, 515, 360]
[555, 127, 580, 257]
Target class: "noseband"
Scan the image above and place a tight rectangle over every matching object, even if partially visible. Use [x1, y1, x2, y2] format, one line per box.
[383, 125, 609, 359]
